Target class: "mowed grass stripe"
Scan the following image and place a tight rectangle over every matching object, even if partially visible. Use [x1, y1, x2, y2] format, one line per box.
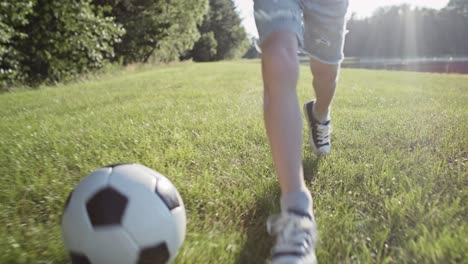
[0, 61, 466, 263]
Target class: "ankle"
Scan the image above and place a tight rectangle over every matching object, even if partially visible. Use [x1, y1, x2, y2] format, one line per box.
[281, 190, 313, 218]
[312, 103, 330, 123]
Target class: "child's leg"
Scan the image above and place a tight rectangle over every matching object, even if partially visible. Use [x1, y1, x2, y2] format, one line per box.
[254, 0, 311, 215]
[261, 31, 304, 196]
[254, 1, 317, 263]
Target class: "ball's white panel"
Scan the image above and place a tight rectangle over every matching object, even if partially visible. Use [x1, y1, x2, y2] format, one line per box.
[171, 206, 187, 247]
[109, 170, 181, 259]
[134, 164, 167, 181]
[110, 164, 157, 191]
[121, 189, 179, 253]
[84, 227, 138, 264]
[62, 167, 111, 252]
[73, 168, 112, 204]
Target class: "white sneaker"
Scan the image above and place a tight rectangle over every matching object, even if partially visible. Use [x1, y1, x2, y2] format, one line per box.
[267, 212, 318, 264]
[304, 100, 331, 156]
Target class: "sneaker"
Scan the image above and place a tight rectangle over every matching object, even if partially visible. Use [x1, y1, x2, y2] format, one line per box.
[304, 100, 331, 155]
[267, 212, 318, 264]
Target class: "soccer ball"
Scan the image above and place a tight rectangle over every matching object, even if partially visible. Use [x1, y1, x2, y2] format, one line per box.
[61, 163, 186, 264]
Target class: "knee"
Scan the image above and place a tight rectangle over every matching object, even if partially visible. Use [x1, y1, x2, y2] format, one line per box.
[262, 44, 298, 78]
[310, 60, 339, 84]
[261, 32, 299, 87]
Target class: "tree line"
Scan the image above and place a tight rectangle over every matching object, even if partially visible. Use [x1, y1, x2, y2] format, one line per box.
[0, 0, 248, 90]
[345, 0, 468, 58]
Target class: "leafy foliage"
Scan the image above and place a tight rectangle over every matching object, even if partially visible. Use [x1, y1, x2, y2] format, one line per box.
[191, 0, 249, 62]
[93, 0, 208, 64]
[0, 0, 124, 90]
[0, 1, 35, 88]
[19, 0, 124, 83]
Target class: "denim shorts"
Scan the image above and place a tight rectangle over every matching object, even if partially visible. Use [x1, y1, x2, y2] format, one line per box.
[254, 0, 349, 64]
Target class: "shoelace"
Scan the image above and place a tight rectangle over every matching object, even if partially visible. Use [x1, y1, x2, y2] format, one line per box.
[267, 214, 317, 254]
[315, 123, 330, 145]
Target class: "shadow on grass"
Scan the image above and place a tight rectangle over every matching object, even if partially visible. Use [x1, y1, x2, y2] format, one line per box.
[236, 155, 321, 264]
[236, 155, 320, 263]
[303, 154, 322, 182]
[236, 181, 280, 264]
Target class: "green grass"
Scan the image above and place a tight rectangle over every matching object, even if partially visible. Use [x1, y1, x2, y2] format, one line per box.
[0, 61, 467, 263]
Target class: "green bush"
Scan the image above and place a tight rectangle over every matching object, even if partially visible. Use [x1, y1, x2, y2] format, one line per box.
[0, 1, 35, 89]
[19, 0, 124, 83]
[93, 0, 208, 64]
[0, 0, 124, 90]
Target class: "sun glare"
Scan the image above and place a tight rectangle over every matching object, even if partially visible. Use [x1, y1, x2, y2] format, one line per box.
[349, 0, 450, 17]
[233, 0, 450, 37]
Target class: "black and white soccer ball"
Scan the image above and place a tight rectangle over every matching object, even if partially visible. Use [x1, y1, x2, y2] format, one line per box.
[61, 163, 186, 264]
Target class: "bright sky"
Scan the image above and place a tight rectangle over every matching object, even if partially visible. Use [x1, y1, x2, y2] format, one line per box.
[233, 0, 450, 37]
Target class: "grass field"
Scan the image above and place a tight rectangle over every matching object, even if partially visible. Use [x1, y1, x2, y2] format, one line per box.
[0, 61, 467, 263]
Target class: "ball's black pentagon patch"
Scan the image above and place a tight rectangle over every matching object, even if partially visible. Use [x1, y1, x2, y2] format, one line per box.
[70, 252, 91, 264]
[105, 163, 134, 168]
[155, 177, 180, 210]
[137, 243, 170, 264]
[64, 190, 73, 210]
[86, 187, 128, 227]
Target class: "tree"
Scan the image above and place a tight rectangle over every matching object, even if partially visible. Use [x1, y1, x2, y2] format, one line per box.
[191, 0, 249, 62]
[192, 32, 218, 62]
[93, 0, 208, 64]
[0, 0, 124, 89]
[441, 0, 468, 55]
[445, 0, 468, 14]
[0, 1, 35, 88]
[344, 3, 468, 58]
